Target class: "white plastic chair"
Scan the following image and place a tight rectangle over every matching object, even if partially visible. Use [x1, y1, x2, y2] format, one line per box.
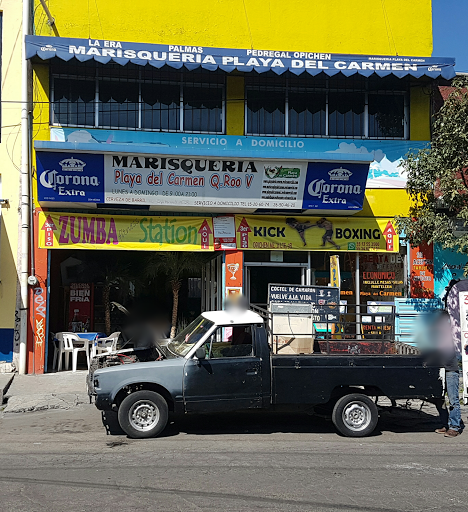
[91, 332, 120, 358]
[57, 333, 90, 372]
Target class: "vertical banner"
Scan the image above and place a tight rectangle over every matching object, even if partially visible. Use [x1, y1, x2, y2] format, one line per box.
[459, 291, 468, 405]
[225, 251, 243, 300]
[410, 243, 434, 298]
[330, 255, 341, 288]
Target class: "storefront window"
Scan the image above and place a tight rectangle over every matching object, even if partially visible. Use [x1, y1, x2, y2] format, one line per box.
[99, 80, 139, 129]
[184, 84, 223, 133]
[328, 92, 365, 137]
[246, 88, 285, 135]
[51, 62, 225, 133]
[368, 93, 405, 138]
[288, 90, 326, 136]
[245, 75, 408, 139]
[52, 77, 95, 127]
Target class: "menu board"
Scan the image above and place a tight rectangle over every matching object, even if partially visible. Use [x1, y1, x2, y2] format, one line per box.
[268, 284, 340, 322]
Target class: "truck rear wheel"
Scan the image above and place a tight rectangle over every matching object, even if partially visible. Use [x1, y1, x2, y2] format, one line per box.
[118, 390, 168, 439]
[332, 393, 378, 437]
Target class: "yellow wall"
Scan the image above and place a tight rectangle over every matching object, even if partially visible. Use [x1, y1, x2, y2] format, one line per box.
[31, 0, 433, 224]
[34, 0, 433, 57]
[410, 86, 432, 141]
[0, 0, 23, 359]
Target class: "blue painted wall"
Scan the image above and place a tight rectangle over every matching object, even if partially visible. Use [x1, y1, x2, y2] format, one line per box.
[434, 245, 467, 298]
[0, 328, 14, 363]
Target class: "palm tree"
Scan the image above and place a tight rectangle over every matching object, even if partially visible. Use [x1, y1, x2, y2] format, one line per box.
[145, 252, 206, 338]
[101, 262, 133, 334]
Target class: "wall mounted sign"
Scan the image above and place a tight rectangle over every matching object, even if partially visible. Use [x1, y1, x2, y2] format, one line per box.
[36, 149, 371, 213]
[38, 211, 214, 251]
[409, 243, 434, 298]
[50, 129, 430, 189]
[268, 284, 340, 323]
[235, 216, 399, 252]
[302, 162, 368, 211]
[360, 253, 405, 299]
[26, 35, 455, 79]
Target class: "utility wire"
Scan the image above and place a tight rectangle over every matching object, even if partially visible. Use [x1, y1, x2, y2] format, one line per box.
[241, 0, 254, 50]
[380, 0, 397, 56]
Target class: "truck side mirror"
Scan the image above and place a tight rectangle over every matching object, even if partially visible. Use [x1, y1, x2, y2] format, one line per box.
[195, 347, 206, 360]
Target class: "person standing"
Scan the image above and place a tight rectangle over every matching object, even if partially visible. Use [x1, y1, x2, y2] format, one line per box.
[433, 311, 462, 437]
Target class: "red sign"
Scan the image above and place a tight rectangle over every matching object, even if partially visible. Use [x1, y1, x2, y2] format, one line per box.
[237, 217, 252, 248]
[383, 221, 396, 252]
[409, 243, 434, 298]
[68, 283, 93, 331]
[41, 215, 57, 247]
[198, 220, 212, 250]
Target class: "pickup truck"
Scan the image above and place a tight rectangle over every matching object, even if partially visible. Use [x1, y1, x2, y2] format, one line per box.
[89, 309, 443, 439]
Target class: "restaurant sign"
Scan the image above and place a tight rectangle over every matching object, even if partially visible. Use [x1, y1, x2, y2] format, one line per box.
[36, 150, 369, 212]
[26, 35, 456, 79]
[38, 211, 215, 251]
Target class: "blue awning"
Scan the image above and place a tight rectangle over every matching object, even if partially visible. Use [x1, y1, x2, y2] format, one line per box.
[26, 35, 456, 79]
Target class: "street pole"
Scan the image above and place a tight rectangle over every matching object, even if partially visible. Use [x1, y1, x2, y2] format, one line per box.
[19, 0, 31, 374]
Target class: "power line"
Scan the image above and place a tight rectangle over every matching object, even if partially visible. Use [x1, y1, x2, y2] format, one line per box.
[380, 0, 398, 56]
[241, 0, 254, 50]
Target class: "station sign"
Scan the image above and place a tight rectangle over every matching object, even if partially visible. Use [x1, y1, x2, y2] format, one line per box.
[38, 211, 215, 251]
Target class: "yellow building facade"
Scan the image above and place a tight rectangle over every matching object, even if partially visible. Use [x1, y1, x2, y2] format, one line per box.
[0, 1, 24, 369]
[19, 0, 453, 371]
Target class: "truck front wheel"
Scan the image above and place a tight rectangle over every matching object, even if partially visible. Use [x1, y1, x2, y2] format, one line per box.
[118, 390, 168, 439]
[332, 393, 378, 437]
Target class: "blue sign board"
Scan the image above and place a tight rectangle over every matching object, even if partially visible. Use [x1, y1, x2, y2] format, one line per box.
[36, 151, 104, 203]
[302, 162, 368, 211]
[26, 35, 455, 80]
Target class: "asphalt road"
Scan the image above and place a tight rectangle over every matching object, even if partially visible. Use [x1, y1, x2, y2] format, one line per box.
[0, 404, 467, 512]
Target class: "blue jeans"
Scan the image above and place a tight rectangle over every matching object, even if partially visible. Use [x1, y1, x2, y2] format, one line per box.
[437, 371, 462, 431]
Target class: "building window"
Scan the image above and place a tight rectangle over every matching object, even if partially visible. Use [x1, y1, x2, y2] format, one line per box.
[246, 75, 408, 139]
[51, 61, 225, 133]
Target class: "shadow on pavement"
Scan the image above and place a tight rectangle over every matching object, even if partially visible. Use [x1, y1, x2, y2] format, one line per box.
[101, 406, 442, 438]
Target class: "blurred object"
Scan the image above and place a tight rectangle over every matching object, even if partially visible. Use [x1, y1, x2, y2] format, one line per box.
[111, 301, 129, 316]
[188, 278, 202, 298]
[145, 252, 206, 338]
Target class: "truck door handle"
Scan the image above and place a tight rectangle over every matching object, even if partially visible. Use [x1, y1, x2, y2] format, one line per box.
[246, 368, 258, 375]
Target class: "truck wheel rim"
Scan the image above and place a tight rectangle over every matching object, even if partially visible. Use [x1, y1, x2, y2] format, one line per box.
[342, 401, 371, 431]
[129, 400, 160, 432]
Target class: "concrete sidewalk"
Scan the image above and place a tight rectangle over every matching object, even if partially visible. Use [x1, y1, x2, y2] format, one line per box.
[2, 371, 89, 413]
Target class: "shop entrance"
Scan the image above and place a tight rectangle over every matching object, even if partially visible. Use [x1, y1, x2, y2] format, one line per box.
[245, 263, 307, 308]
[45, 249, 223, 372]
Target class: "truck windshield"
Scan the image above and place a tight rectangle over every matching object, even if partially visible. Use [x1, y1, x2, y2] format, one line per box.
[167, 315, 214, 356]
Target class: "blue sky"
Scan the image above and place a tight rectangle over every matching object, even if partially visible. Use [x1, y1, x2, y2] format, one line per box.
[433, 0, 468, 71]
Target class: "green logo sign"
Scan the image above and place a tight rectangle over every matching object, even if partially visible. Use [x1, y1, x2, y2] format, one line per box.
[348, 242, 356, 250]
[264, 166, 301, 179]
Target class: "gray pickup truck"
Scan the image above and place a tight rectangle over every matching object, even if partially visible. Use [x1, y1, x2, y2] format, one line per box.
[89, 309, 443, 439]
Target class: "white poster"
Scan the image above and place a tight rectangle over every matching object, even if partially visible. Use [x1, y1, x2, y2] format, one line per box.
[213, 215, 236, 250]
[459, 291, 468, 405]
[104, 153, 307, 211]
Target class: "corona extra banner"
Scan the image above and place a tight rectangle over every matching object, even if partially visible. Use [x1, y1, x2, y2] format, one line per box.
[235, 215, 399, 252]
[38, 211, 214, 251]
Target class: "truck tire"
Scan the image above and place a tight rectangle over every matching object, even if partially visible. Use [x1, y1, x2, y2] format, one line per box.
[332, 393, 378, 438]
[118, 390, 168, 439]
